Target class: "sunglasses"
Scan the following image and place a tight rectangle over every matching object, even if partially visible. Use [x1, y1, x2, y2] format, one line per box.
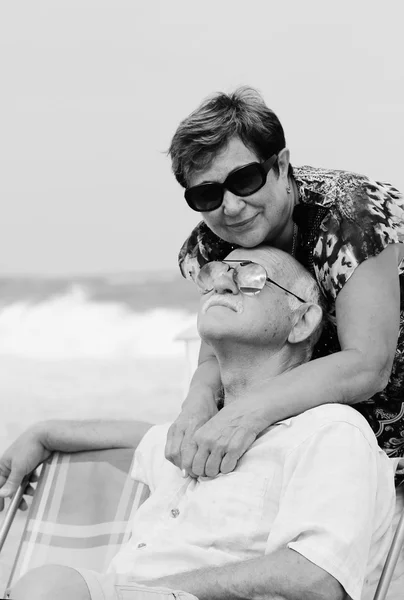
[196, 260, 307, 302]
[184, 154, 278, 212]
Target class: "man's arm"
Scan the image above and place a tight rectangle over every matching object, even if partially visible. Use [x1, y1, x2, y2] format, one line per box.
[42, 418, 152, 453]
[0, 419, 151, 507]
[145, 548, 344, 600]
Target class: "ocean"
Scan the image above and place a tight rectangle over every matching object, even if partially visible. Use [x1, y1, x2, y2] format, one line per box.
[0, 271, 201, 591]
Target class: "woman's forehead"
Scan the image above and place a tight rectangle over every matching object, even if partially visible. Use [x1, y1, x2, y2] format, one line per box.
[189, 137, 258, 185]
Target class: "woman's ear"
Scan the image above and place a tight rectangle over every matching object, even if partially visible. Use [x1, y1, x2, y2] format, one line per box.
[277, 148, 290, 181]
[288, 303, 323, 345]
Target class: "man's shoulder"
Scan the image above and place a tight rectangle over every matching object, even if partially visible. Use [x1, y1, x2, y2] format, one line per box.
[277, 404, 378, 452]
[137, 422, 171, 453]
[132, 422, 173, 487]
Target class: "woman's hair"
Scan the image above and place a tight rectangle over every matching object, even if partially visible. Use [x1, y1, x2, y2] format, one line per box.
[168, 86, 291, 188]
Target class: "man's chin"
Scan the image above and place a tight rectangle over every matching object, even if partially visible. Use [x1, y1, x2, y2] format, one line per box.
[198, 320, 235, 343]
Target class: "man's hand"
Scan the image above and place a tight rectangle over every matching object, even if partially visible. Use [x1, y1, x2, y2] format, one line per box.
[165, 388, 218, 475]
[0, 419, 151, 513]
[0, 424, 50, 511]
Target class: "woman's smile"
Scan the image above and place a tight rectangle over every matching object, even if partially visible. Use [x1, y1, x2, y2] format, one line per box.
[225, 214, 260, 231]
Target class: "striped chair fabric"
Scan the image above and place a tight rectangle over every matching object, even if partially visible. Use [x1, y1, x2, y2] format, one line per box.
[6, 448, 150, 590]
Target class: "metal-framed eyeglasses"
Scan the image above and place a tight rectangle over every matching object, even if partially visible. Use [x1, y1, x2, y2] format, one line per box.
[195, 260, 307, 303]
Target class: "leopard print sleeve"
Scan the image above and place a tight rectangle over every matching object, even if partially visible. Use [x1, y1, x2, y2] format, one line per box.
[312, 174, 404, 305]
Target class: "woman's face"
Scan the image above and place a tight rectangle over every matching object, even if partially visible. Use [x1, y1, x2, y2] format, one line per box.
[188, 137, 293, 248]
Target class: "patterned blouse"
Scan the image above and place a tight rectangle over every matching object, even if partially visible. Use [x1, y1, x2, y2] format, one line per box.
[178, 166, 404, 458]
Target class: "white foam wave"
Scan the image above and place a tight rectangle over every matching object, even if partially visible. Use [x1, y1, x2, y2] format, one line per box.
[0, 286, 198, 359]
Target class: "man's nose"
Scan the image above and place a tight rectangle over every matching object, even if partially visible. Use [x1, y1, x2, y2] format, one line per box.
[212, 268, 239, 295]
[222, 190, 246, 216]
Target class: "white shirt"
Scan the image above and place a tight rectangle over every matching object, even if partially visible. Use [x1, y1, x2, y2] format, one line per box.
[108, 404, 395, 600]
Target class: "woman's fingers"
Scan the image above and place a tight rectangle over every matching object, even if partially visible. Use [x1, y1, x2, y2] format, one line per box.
[165, 413, 214, 473]
[166, 401, 260, 478]
[219, 453, 239, 475]
[204, 450, 225, 478]
[188, 418, 259, 478]
[179, 437, 198, 476]
[165, 422, 185, 468]
[191, 447, 211, 478]
[220, 427, 257, 474]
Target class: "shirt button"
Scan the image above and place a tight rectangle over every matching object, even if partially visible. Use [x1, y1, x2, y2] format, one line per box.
[170, 508, 180, 518]
[137, 543, 146, 548]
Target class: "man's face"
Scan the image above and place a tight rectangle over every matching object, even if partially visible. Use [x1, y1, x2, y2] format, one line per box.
[188, 136, 291, 248]
[197, 248, 295, 348]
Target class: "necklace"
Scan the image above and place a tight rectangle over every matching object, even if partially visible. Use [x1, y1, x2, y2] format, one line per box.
[291, 222, 298, 257]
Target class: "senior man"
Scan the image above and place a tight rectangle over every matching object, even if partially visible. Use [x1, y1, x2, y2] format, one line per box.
[0, 246, 396, 600]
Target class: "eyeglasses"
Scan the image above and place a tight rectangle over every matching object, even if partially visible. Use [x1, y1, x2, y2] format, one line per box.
[196, 260, 307, 302]
[184, 155, 278, 212]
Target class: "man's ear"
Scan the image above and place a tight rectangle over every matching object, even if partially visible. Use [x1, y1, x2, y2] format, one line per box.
[288, 303, 323, 345]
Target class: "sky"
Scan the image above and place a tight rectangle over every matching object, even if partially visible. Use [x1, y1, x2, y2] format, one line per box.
[0, 0, 403, 275]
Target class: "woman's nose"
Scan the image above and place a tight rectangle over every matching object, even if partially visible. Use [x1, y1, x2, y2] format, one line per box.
[222, 190, 246, 216]
[212, 268, 239, 295]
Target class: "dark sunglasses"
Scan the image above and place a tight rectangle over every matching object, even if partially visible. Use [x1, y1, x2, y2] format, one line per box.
[196, 260, 307, 302]
[184, 154, 278, 212]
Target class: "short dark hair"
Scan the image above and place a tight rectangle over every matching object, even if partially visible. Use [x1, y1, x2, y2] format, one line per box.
[168, 86, 291, 188]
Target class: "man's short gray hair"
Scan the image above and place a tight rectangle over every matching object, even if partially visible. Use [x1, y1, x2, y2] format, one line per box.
[287, 267, 325, 362]
[250, 246, 325, 363]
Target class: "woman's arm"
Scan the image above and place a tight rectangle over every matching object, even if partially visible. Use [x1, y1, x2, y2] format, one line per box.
[165, 340, 221, 471]
[178, 244, 401, 477]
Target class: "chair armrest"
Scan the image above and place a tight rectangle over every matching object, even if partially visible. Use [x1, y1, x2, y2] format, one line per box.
[0, 477, 30, 554]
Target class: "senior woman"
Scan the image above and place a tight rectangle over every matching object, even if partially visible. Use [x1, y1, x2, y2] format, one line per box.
[165, 86, 404, 479]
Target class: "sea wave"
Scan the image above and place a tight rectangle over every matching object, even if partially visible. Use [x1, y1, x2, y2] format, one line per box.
[0, 285, 197, 359]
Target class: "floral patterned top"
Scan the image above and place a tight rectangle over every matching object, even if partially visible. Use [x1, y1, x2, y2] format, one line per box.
[178, 166, 404, 458]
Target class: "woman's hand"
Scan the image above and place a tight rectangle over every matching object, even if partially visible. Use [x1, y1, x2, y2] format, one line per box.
[165, 340, 269, 477]
[0, 424, 51, 511]
[165, 388, 218, 474]
[185, 400, 262, 478]
[166, 341, 223, 475]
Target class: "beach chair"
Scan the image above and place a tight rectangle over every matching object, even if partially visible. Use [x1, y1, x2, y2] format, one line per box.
[1, 445, 404, 600]
[0, 447, 150, 597]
